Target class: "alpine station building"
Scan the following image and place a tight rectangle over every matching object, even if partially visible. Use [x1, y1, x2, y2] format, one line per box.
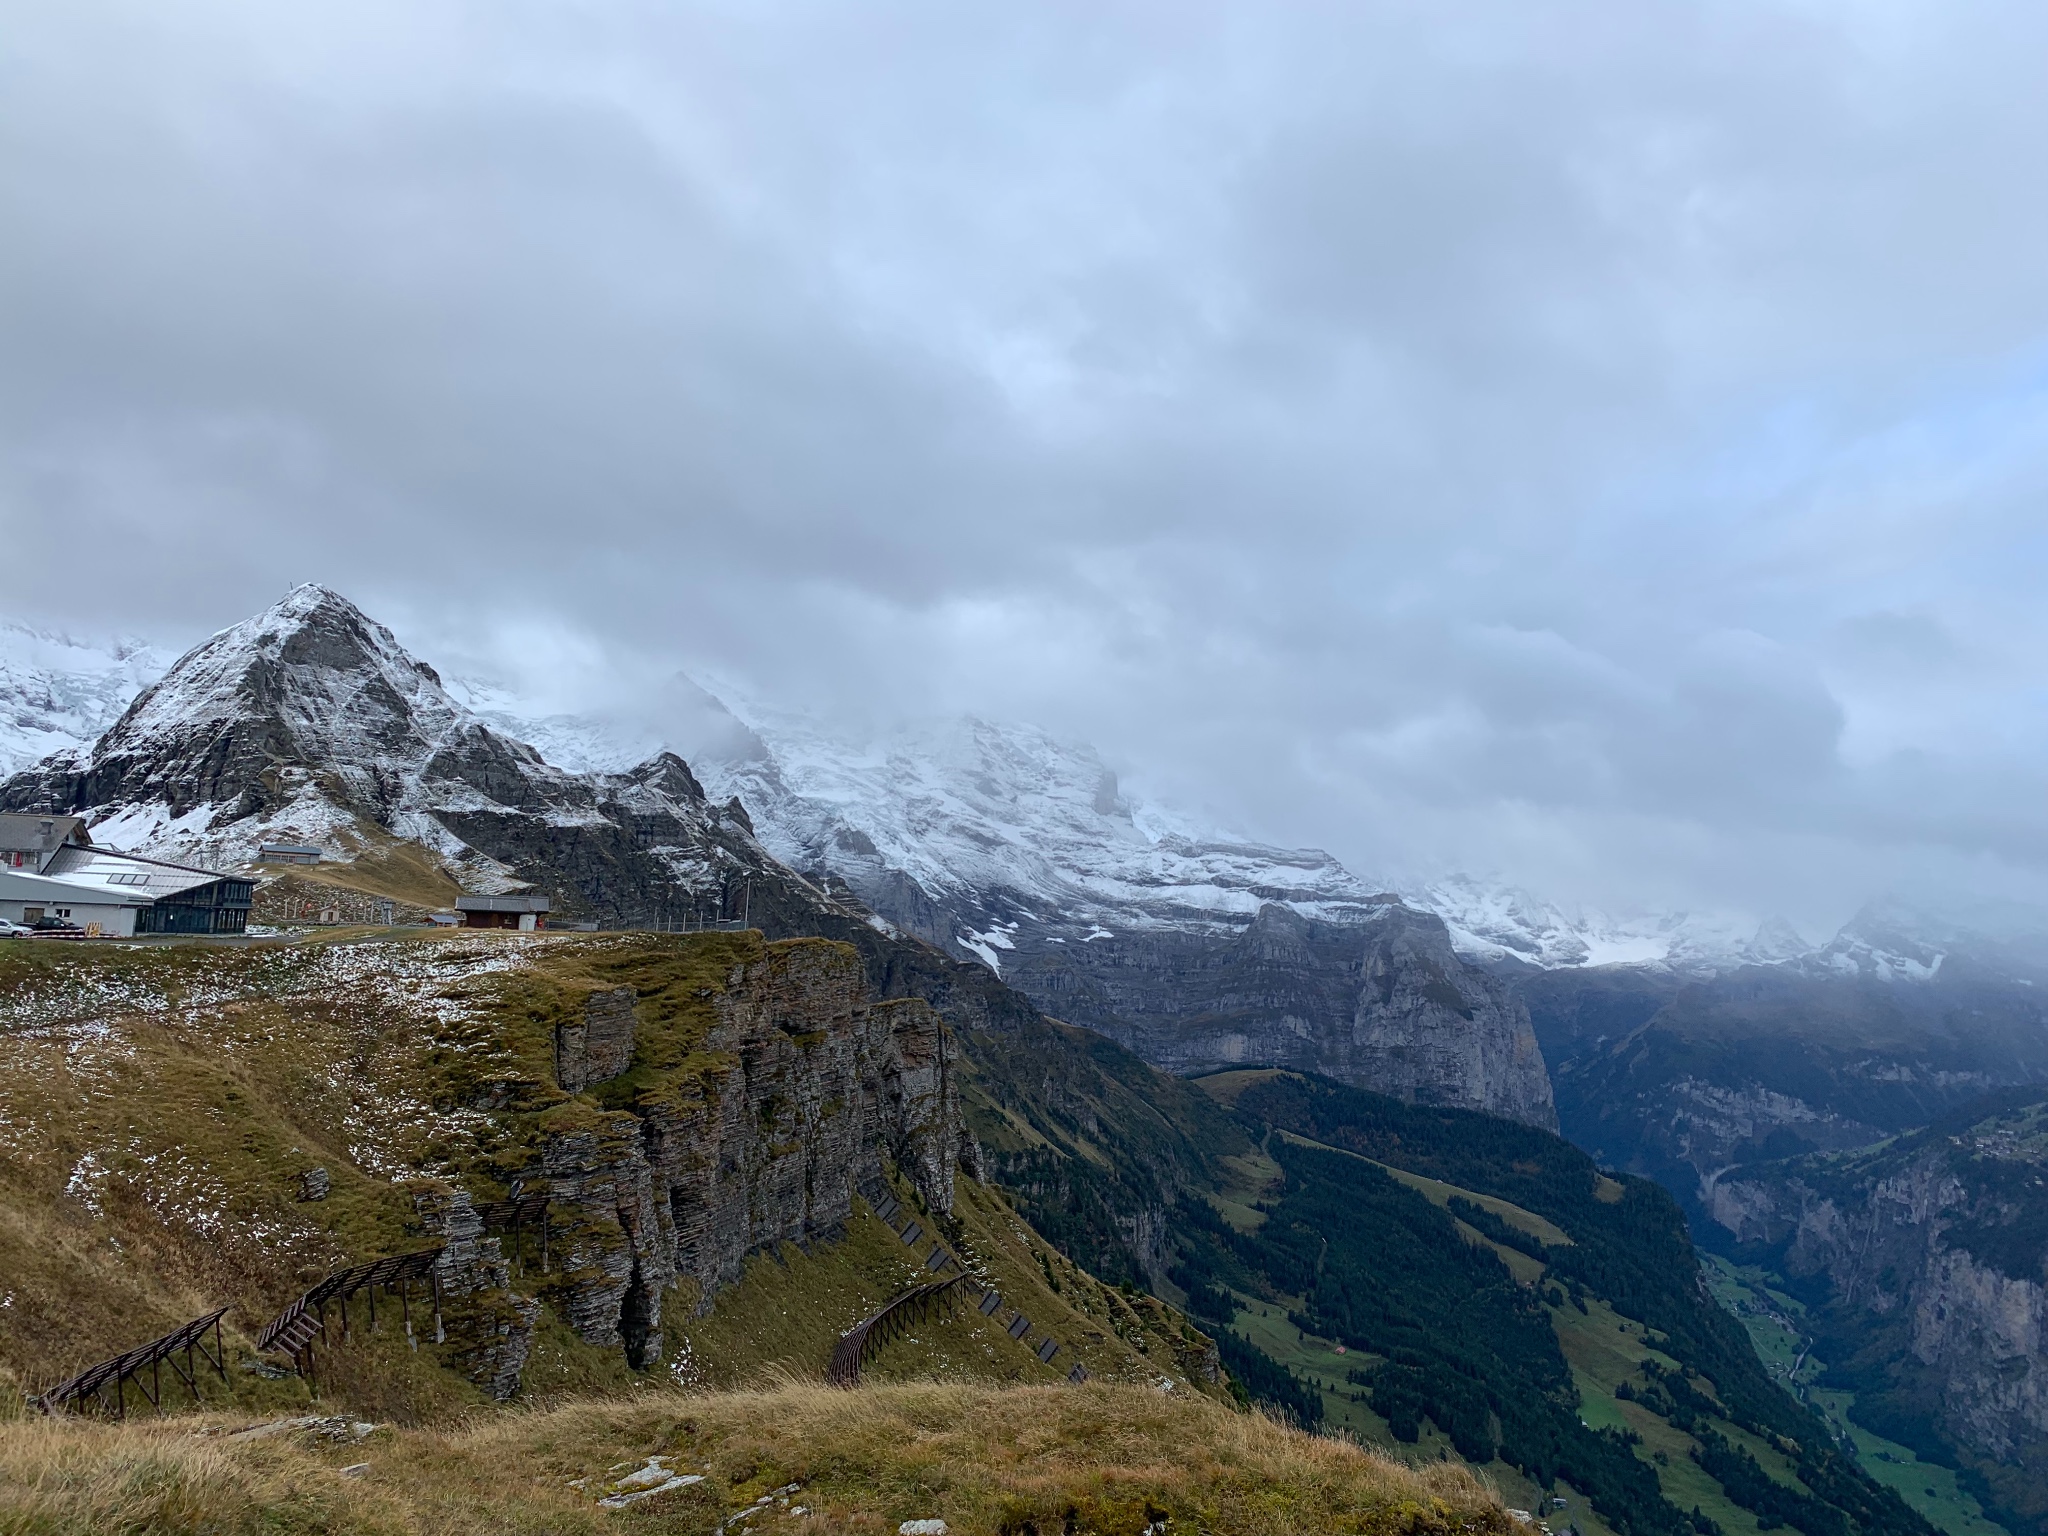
[0, 814, 255, 937]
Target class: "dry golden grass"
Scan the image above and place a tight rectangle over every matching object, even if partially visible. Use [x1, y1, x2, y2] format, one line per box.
[262, 830, 467, 912]
[0, 1380, 1511, 1536]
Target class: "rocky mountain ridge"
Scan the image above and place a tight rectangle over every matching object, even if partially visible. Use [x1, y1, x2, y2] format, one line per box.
[0, 611, 1824, 975]
[568, 687, 1808, 976]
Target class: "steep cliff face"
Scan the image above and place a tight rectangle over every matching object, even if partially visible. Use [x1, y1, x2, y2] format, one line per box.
[1001, 899, 1554, 1129]
[414, 1183, 541, 1400]
[535, 939, 968, 1366]
[1348, 901, 1556, 1130]
[1707, 1089, 2048, 1535]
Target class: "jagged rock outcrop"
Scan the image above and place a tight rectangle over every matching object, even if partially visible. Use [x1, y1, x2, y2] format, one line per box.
[1002, 899, 1555, 1129]
[539, 940, 968, 1364]
[412, 1183, 540, 1400]
[1708, 1090, 2048, 1530]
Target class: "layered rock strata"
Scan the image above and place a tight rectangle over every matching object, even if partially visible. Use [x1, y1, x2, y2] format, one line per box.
[413, 1183, 539, 1401]
[539, 940, 968, 1367]
[556, 986, 637, 1092]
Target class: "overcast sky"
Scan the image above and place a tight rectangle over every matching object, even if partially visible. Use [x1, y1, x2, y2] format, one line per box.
[5, 0, 2048, 929]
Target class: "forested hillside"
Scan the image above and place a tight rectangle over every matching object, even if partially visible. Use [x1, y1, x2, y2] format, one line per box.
[1160, 1071, 1935, 1536]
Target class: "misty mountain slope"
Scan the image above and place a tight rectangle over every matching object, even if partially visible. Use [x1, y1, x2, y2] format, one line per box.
[1705, 1087, 2048, 1536]
[697, 722, 1562, 1123]
[1410, 873, 1801, 973]
[697, 704, 1382, 951]
[703, 704, 1806, 979]
[0, 622, 169, 779]
[2, 611, 1802, 981]
[1533, 899, 2048, 1210]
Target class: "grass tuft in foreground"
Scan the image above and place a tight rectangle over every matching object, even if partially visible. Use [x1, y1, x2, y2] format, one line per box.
[0, 1380, 1511, 1536]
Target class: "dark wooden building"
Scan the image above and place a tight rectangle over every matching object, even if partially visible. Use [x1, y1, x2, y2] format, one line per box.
[455, 893, 550, 930]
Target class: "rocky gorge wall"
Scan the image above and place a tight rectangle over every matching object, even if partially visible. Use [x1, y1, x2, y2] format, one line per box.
[1708, 1093, 2048, 1530]
[533, 939, 970, 1370]
[1002, 899, 1556, 1130]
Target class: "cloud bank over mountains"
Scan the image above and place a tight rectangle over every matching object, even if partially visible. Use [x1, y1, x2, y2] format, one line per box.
[5, 0, 2048, 930]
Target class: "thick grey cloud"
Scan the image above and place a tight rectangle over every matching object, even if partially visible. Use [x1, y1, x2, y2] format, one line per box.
[4, 0, 2048, 929]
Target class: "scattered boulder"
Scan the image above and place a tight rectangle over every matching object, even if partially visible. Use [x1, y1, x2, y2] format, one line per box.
[591, 1456, 706, 1509]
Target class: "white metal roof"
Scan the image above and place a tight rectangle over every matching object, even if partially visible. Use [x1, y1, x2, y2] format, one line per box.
[40, 844, 234, 900]
[0, 867, 154, 907]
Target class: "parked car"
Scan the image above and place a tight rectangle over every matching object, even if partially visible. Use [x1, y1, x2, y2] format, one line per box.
[0, 921, 32, 938]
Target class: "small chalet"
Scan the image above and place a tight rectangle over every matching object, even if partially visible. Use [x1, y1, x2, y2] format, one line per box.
[257, 842, 323, 865]
[455, 893, 550, 931]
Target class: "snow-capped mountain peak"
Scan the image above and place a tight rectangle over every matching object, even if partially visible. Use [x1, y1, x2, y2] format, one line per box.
[7, 592, 2002, 983]
[685, 703, 1381, 950]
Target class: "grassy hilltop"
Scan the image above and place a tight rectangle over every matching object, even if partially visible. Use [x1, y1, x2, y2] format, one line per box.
[0, 1380, 1507, 1536]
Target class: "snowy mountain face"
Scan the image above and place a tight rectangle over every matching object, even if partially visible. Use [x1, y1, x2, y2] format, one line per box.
[1410, 875, 1802, 975]
[693, 706, 1381, 962]
[1798, 895, 2048, 985]
[6, 594, 1983, 987]
[0, 623, 169, 779]
[0, 587, 825, 927]
[446, 680, 1815, 978]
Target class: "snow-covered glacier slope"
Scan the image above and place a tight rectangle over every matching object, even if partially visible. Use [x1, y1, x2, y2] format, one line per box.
[1408, 873, 1788, 973]
[453, 677, 1785, 973]
[0, 623, 169, 778]
[696, 704, 1380, 951]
